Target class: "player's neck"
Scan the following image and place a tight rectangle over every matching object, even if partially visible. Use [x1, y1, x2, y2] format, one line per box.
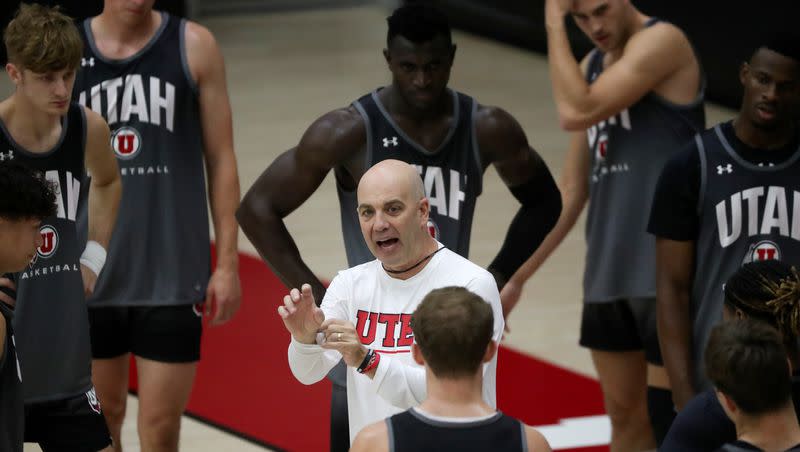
[736, 405, 800, 451]
[0, 96, 62, 149]
[94, 9, 161, 49]
[383, 85, 451, 123]
[734, 115, 797, 151]
[419, 372, 493, 418]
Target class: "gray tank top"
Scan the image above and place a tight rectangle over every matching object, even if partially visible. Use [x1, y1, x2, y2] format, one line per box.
[691, 125, 800, 391]
[583, 19, 705, 302]
[337, 89, 483, 267]
[74, 13, 210, 306]
[0, 105, 93, 402]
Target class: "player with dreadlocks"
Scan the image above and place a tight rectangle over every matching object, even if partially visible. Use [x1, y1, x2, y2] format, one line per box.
[662, 260, 800, 451]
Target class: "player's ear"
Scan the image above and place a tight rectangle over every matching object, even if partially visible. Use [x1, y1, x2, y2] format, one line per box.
[739, 62, 749, 87]
[482, 340, 498, 364]
[411, 343, 425, 365]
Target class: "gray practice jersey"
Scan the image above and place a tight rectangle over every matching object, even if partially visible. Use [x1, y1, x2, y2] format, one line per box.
[0, 105, 93, 402]
[337, 89, 483, 267]
[583, 19, 705, 303]
[74, 12, 210, 306]
[691, 125, 800, 391]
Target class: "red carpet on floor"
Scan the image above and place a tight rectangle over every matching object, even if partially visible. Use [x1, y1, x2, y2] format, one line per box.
[129, 249, 608, 451]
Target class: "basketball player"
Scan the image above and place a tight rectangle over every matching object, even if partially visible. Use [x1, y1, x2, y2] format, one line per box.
[279, 160, 504, 443]
[649, 37, 800, 414]
[0, 162, 57, 452]
[237, 5, 560, 450]
[1, 4, 122, 451]
[707, 320, 800, 452]
[662, 260, 800, 451]
[498, 0, 705, 447]
[71, 0, 242, 450]
[350, 286, 551, 452]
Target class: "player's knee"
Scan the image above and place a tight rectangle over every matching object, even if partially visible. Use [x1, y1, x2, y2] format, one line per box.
[604, 392, 648, 428]
[101, 397, 127, 428]
[138, 413, 181, 449]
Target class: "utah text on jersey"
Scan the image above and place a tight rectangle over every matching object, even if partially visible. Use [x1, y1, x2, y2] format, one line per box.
[76, 74, 176, 132]
[715, 186, 800, 247]
[356, 310, 413, 352]
[412, 165, 466, 221]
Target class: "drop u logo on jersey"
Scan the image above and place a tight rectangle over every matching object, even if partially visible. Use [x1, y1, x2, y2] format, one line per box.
[111, 126, 142, 160]
[37, 225, 59, 259]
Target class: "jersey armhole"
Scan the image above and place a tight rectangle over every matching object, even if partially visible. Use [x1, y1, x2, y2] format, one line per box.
[695, 134, 707, 216]
[179, 19, 200, 96]
[519, 421, 529, 452]
[352, 100, 373, 174]
[385, 417, 396, 452]
[79, 105, 89, 163]
[470, 98, 483, 196]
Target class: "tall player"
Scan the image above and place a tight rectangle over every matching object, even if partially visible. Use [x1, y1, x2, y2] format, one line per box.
[501, 0, 705, 447]
[72, 0, 242, 450]
[649, 37, 800, 413]
[0, 162, 57, 452]
[236, 5, 561, 450]
[1, 4, 122, 451]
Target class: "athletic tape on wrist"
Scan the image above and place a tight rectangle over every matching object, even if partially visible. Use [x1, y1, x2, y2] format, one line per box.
[80, 240, 107, 276]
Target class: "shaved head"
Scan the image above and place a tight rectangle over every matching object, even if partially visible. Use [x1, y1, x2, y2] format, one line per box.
[358, 159, 424, 204]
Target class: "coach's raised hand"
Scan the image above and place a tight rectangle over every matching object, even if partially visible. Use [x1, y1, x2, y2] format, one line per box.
[278, 283, 325, 344]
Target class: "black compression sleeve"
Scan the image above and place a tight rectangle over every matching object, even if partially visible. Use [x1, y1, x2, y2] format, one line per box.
[488, 167, 562, 286]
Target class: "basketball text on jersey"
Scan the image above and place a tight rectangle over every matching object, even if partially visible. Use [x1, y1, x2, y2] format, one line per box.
[413, 164, 466, 221]
[76, 74, 175, 132]
[356, 310, 413, 350]
[715, 186, 800, 247]
[587, 109, 633, 182]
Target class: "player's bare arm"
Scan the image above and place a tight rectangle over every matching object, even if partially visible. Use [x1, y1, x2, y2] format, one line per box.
[237, 107, 366, 303]
[526, 426, 554, 452]
[83, 107, 121, 295]
[186, 21, 242, 325]
[349, 421, 390, 452]
[475, 105, 562, 316]
[656, 237, 696, 410]
[545, 0, 698, 130]
[502, 131, 589, 315]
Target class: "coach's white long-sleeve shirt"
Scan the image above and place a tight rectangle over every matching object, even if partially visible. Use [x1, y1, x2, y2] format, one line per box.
[287, 246, 503, 443]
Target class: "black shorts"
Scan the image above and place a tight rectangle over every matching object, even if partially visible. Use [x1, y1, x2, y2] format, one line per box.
[579, 298, 663, 365]
[25, 387, 112, 452]
[89, 304, 203, 363]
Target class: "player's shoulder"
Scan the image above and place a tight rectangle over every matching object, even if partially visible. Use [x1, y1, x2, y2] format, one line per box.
[523, 425, 553, 452]
[474, 104, 520, 131]
[182, 18, 217, 49]
[300, 105, 366, 153]
[626, 19, 693, 60]
[80, 105, 111, 138]
[350, 419, 390, 452]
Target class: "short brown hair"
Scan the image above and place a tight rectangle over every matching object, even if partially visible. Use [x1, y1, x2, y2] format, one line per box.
[411, 287, 494, 378]
[4, 3, 82, 73]
[705, 319, 792, 415]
